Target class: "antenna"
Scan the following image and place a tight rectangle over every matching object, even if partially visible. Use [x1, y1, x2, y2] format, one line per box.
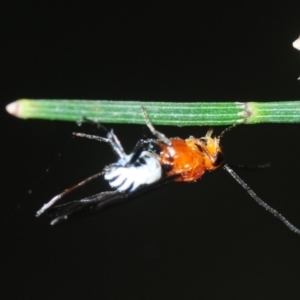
[223, 164, 300, 235]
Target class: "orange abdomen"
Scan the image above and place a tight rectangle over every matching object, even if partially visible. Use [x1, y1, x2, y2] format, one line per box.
[159, 138, 205, 182]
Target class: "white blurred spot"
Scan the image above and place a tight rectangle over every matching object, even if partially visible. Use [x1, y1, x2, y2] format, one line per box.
[6, 101, 18, 115]
[293, 36, 300, 51]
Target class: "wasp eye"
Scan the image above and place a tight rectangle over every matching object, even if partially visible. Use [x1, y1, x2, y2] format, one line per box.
[213, 152, 224, 167]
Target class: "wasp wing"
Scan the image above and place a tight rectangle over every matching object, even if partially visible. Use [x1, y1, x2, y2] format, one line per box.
[46, 175, 177, 225]
[47, 190, 127, 225]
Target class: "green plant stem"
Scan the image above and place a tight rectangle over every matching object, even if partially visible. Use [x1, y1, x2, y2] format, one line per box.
[6, 99, 300, 126]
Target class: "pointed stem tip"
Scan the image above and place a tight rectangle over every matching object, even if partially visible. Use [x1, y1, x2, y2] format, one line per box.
[6, 101, 20, 117]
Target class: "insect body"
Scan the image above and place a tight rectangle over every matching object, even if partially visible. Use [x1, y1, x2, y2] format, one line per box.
[157, 132, 222, 182]
[36, 109, 300, 235]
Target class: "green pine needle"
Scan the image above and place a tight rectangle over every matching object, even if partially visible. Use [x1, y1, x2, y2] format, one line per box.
[6, 99, 300, 126]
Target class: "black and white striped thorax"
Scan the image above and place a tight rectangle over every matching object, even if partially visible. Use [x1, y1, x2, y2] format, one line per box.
[104, 150, 162, 192]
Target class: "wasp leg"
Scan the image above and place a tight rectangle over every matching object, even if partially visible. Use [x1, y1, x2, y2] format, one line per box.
[141, 107, 171, 146]
[73, 129, 127, 160]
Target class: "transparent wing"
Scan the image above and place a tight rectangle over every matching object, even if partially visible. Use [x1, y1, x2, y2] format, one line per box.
[47, 190, 127, 225]
[46, 175, 178, 225]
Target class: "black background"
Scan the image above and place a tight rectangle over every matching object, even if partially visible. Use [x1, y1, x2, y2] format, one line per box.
[2, 2, 300, 299]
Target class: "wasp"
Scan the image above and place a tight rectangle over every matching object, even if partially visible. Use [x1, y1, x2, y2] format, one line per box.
[36, 108, 300, 235]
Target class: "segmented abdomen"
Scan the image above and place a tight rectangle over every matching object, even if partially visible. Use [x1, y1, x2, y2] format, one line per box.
[104, 151, 162, 192]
